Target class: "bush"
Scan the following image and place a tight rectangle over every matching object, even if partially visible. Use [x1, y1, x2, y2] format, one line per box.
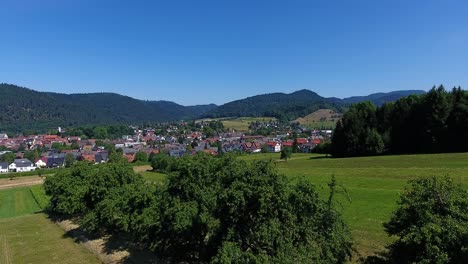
[384, 176, 468, 263]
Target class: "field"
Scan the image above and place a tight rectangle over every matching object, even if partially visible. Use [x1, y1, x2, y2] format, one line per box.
[0, 186, 101, 264]
[294, 108, 341, 129]
[197, 117, 277, 131]
[240, 152, 468, 258]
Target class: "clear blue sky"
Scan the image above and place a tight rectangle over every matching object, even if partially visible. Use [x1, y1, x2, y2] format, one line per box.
[1, 0, 467, 105]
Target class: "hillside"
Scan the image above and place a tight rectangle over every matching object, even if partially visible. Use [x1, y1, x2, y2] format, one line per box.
[294, 109, 342, 128]
[342, 90, 426, 106]
[203, 89, 344, 121]
[0, 83, 426, 132]
[205, 89, 426, 120]
[0, 83, 217, 132]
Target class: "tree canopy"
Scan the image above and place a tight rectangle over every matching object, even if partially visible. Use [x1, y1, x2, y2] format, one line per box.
[383, 176, 468, 263]
[331, 86, 468, 157]
[44, 154, 353, 263]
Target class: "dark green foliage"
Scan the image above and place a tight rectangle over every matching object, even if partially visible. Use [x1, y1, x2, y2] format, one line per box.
[150, 154, 175, 173]
[151, 154, 353, 263]
[134, 151, 148, 163]
[331, 86, 468, 157]
[0, 152, 16, 164]
[280, 147, 292, 160]
[64, 153, 76, 168]
[0, 83, 217, 132]
[44, 155, 353, 263]
[384, 176, 468, 263]
[44, 162, 143, 217]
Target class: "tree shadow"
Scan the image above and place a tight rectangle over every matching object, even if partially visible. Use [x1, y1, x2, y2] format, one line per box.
[308, 155, 332, 160]
[359, 251, 391, 264]
[59, 220, 160, 263]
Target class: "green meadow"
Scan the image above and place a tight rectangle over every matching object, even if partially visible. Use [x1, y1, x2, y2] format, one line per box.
[239, 152, 468, 257]
[0, 186, 101, 264]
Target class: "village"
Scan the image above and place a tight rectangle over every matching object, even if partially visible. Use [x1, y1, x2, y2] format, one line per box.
[0, 122, 331, 174]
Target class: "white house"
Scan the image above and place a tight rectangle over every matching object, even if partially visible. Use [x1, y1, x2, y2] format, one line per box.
[9, 159, 36, 172]
[0, 162, 8, 173]
[266, 142, 282, 153]
[35, 157, 47, 168]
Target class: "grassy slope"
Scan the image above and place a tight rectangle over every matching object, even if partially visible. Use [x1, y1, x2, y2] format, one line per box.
[294, 108, 341, 129]
[240, 153, 468, 257]
[0, 187, 101, 264]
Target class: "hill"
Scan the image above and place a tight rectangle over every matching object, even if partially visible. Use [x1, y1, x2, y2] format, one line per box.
[342, 90, 426, 106]
[205, 89, 425, 121]
[0, 83, 217, 132]
[0, 83, 426, 132]
[203, 89, 344, 121]
[294, 109, 342, 129]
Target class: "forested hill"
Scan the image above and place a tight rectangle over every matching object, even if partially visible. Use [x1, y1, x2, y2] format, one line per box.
[204, 89, 426, 121]
[203, 89, 343, 121]
[342, 90, 426, 106]
[0, 83, 217, 132]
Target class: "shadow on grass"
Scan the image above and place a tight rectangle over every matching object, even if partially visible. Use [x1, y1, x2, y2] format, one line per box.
[309, 155, 333, 160]
[55, 215, 160, 263]
[359, 251, 391, 264]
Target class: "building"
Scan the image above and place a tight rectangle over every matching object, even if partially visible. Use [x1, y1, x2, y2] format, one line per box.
[9, 159, 36, 172]
[0, 162, 9, 173]
[35, 157, 48, 168]
[266, 142, 282, 153]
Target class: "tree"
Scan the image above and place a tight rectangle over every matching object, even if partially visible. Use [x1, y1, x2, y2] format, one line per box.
[64, 153, 76, 168]
[280, 147, 292, 161]
[0, 152, 15, 164]
[384, 176, 468, 263]
[134, 151, 148, 163]
[152, 154, 353, 263]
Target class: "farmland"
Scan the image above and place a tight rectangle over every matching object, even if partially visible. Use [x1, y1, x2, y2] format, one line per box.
[0, 186, 101, 264]
[196, 117, 277, 131]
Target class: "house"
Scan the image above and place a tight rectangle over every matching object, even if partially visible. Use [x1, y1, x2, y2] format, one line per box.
[282, 141, 294, 148]
[9, 159, 36, 172]
[35, 157, 48, 168]
[0, 133, 8, 140]
[46, 153, 66, 168]
[0, 162, 9, 173]
[81, 152, 96, 163]
[95, 151, 109, 163]
[266, 142, 282, 153]
[242, 142, 262, 153]
[169, 149, 186, 158]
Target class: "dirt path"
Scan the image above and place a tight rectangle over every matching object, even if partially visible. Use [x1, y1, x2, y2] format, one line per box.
[0, 176, 44, 190]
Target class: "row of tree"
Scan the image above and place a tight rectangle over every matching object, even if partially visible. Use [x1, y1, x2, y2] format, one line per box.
[331, 86, 468, 157]
[44, 154, 353, 263]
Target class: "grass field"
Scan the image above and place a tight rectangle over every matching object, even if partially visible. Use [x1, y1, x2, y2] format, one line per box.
[197, 117, 277, 131]
[0, 186, 101, 264]
[294, 108, 341, 129]
[140, 171, 166, 183]
[240, 152, 468, 258]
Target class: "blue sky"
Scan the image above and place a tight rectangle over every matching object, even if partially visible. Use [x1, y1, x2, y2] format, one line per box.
[1, 0, 467, 105]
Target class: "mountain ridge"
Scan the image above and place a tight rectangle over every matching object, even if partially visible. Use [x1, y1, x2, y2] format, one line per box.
[0, 83, 425, 132]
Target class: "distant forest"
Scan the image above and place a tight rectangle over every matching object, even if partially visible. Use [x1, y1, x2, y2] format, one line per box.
[331, 86, 468, 157]
[0, 83, 216, 133]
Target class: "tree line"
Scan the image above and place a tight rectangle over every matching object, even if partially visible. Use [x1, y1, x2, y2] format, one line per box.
[331, 86, 468, 157]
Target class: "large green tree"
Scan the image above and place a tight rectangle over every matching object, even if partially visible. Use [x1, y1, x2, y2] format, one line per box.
[384, 176, 468, 263]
